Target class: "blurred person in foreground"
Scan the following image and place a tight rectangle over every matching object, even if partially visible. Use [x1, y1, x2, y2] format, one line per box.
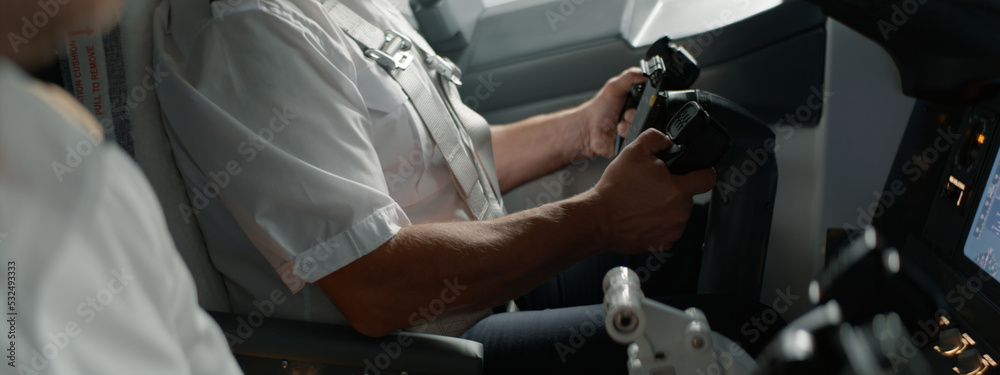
[0, 1, 244, 374]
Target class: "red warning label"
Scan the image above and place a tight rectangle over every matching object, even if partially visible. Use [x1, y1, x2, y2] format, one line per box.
[63, 30, 111, 128]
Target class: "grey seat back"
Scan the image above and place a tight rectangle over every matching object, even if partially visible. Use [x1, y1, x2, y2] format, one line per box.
[123, 1, 232, 313]
[57, 0, 232, 312]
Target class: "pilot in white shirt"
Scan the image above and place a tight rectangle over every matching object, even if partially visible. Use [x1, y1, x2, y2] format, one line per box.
[154, 0, 481, 331]
[153, 0, 716, 372]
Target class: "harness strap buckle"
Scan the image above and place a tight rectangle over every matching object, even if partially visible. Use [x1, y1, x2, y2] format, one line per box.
[426, 54, 463, 87]
[365, 29, 413, 73]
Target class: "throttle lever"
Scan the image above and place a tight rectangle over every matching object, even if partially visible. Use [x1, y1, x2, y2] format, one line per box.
[657, 101, 730, 175]
[613, 37, 700, 156]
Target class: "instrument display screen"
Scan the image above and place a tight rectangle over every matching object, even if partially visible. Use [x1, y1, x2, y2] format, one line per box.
[964, 154, 1000, 283]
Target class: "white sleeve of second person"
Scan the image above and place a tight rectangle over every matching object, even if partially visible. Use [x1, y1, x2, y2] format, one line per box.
[0, 60, 243, 375]
[153, 6, 412, 289]
[36, 149, 245, 375]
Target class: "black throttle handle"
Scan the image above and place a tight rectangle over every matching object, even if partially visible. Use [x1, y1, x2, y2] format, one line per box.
[656, 101, 729, 175]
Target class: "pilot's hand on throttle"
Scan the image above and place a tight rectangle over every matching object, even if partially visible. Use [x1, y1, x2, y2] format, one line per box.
[592, 128, 716, 254]
[579, 68, 647, 159]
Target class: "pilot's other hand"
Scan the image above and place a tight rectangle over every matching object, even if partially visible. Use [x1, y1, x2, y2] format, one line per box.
[579, 67, 647, 159]
[591, 128, 715, 253]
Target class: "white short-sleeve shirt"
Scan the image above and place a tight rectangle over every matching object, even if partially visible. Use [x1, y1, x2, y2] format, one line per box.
[153, 0, 484, 324]
[0, 59, 243, 375]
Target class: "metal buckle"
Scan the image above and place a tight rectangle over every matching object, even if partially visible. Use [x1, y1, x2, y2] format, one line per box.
[426, 55, 463, 87]
[365, 29, 413, 73]
[640, 55, 666, 88]
[640, 55, 665, 76]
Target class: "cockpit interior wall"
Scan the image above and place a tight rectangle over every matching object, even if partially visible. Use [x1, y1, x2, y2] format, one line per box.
[800, 19, 916, 316]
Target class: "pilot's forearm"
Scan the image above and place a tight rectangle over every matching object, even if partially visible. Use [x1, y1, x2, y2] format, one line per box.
[317, 190, 609, 337]
[490, 107, 590, 193]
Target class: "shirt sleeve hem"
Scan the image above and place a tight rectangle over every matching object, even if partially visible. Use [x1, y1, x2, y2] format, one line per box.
[284, 202, 410, 288]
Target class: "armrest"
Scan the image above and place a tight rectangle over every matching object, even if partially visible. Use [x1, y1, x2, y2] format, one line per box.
[209, 311, 483, 375]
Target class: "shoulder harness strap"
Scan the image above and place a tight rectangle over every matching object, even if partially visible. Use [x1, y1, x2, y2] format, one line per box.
[324, 1, 505, 220]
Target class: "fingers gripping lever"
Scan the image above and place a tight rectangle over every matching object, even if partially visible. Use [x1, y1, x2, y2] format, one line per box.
[614, 37, 701, 157]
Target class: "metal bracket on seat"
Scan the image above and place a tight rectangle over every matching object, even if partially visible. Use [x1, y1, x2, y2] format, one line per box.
[366, 29, 414, 73]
